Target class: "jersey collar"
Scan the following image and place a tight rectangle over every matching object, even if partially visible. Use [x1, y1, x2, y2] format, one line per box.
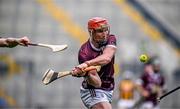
[89, 38, 102, 52]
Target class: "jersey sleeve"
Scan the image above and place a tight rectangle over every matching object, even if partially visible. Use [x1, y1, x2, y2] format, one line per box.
[106, 35, 117, 48]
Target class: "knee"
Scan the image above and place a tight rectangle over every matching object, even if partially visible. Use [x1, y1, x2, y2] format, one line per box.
[92, 102, 111, 109]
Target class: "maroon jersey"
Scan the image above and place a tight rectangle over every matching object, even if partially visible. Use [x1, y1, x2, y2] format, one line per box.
[140, 72, 165, 106]
[78, 35, 117, 91]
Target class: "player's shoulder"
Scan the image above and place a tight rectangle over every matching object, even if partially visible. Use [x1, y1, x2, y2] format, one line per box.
[80, 40, 89, 49]
[108, 34, 117, 41]
[79, 40, 91, 53]
[109, 34, 116, 38]
[107, 34, 117, 47]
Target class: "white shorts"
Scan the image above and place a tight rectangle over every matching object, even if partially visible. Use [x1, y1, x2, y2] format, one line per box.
[80, 87, 113, 109]
[140, 101, 160, 109]
[117, 99, 135, 109]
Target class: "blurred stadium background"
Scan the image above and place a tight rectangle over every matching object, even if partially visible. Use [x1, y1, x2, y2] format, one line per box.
[0, 0, 179, 108]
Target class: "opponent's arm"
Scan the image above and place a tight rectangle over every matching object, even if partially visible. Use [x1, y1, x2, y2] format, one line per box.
[85, 69, 102, 88]
[0, 36, 29, 47]
[0, 38, 9, 47]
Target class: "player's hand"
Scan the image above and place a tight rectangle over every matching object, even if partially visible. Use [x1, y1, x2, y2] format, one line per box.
[76, 62, 89, 70]
[71, 67, 86, 77]
[151, 84, 161, 94]
[142, 90, 150, 97]
[17, 36, 30, 46]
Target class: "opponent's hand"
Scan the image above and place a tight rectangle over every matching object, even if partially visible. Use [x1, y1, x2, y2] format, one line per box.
[71, 67, 86, 77]
[17, 36, 30, 46]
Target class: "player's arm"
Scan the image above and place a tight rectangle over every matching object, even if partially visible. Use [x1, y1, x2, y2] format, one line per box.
[135, 79, 150, 97]
[76, 45, 116, 69]
[157, 77, 167, 97]
[85, 69, 102, 88]
[86, 45, 116, 66]
[136, 84, 149, 97]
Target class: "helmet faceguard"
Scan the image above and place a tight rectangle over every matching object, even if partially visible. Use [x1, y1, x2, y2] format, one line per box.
[88, 17, 110, 47]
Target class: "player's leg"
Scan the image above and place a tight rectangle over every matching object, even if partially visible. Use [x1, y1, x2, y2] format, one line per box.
[117, 99, 128, 109]
[91, 101, 112, 109]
